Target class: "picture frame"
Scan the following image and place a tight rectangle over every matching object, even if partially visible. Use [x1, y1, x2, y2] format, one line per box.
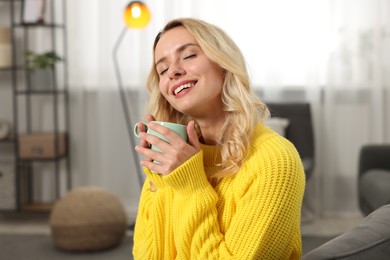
[22, 0, 46, 25]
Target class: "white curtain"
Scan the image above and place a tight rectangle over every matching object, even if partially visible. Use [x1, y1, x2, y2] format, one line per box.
[319, 0, 390, 216]
[64, 0, 390, 220]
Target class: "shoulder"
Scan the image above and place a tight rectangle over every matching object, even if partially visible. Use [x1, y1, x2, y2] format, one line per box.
[251, 123, 298, 156]
[244, 123, 304, 177]
[232, 123, 305, 199]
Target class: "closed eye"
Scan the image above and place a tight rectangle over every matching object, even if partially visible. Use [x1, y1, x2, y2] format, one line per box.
[159, 69, 168, 75]
[184, 54, 196, 59]
[158, 66, 169, 76]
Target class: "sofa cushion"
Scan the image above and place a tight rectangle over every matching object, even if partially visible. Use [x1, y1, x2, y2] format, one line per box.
[303, 204, 390, 259]
[360, 169, 390, 210]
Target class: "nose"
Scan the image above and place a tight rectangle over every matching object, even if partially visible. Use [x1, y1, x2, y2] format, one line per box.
[167, 60, 185, 79]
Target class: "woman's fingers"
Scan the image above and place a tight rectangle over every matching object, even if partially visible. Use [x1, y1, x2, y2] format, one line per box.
[134, 121, 200, 175]
[146, 114, 155, 122]
[136, 115, 156, 148]
[187, 121, 200, 150]
[136, 122, 149, 148]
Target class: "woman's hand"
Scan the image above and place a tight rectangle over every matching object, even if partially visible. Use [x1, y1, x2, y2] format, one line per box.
[135, 119, 200, 175]
[135, 114, 156, 149]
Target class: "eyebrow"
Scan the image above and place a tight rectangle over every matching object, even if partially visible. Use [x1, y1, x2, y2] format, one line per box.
[155, 43, 199, 66]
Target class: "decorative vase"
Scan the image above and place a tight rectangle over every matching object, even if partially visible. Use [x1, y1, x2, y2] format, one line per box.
[30, 69, 54, 90]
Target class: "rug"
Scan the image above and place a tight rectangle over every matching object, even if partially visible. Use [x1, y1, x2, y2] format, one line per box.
[0, 233, 133, 260]
[0, 233, 333, 259]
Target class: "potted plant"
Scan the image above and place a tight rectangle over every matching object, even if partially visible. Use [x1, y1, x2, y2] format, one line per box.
[25, 50, 62, 90]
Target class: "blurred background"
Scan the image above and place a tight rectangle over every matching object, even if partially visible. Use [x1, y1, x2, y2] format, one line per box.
[0, 0, 389, 225]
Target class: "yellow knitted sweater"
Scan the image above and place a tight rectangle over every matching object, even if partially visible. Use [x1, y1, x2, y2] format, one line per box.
[133, 124, 305, 259]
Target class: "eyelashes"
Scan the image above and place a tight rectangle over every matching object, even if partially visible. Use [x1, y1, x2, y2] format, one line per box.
[157, 54, 197, 76]
[184, 54, 196, 60]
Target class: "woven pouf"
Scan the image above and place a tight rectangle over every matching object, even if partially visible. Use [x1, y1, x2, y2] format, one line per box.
[49, 186, 127, 252]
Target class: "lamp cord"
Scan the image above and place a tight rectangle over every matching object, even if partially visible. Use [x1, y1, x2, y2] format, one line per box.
[112, 26, 144, 189]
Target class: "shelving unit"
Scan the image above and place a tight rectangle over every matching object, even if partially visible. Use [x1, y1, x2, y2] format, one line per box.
[0, 0, 71, 212]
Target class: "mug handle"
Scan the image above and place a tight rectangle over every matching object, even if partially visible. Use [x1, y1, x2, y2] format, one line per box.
[134, 122, 148, 137]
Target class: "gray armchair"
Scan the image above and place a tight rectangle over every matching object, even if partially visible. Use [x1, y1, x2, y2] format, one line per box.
[358, 145, 390, 216]
[267, 103, 315, 180]
[303, 204, 390, 260]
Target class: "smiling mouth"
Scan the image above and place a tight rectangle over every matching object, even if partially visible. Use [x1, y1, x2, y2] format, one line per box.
[174, 82, 195, 96]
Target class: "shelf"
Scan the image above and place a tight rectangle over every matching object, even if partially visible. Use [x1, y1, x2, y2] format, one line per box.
[13, 23, 65, 29]
[22, 202, 54, 212]
[15, 89, 67, 95]
[18, 156, 67, 162]
[0, 137, 15, 144]
[1, 0, 70, 212]
[0, 66, 24, 72]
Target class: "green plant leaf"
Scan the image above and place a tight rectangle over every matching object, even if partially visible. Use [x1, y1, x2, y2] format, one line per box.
[25, 50, 62, 72]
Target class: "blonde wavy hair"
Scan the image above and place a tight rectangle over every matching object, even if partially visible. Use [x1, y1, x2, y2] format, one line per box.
[145, 18, 269, 181]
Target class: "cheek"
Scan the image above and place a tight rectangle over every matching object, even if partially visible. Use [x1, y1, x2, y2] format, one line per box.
[186, 63, 199, 74]
[209, 66, 225, 87]
[195, 60, 223, 82]
[158, 78, 169, 98]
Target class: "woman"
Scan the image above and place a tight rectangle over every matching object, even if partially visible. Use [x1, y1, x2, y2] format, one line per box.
[133, 18, 305, 259]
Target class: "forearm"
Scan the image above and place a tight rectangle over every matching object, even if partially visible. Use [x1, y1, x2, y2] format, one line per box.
[164, 154, 223, 259]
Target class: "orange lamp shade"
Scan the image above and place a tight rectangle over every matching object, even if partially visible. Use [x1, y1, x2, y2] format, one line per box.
[123, 1, 151, 29]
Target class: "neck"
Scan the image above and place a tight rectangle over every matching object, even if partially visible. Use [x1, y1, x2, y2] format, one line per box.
[186, 100, 226, 145]
[194, 116, 225, 145]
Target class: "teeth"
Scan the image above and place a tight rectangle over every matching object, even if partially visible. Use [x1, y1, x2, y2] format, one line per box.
[174, 83, 194, 95]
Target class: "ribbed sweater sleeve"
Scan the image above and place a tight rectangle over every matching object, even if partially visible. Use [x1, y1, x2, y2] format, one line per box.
[133, 124, 305, 259]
